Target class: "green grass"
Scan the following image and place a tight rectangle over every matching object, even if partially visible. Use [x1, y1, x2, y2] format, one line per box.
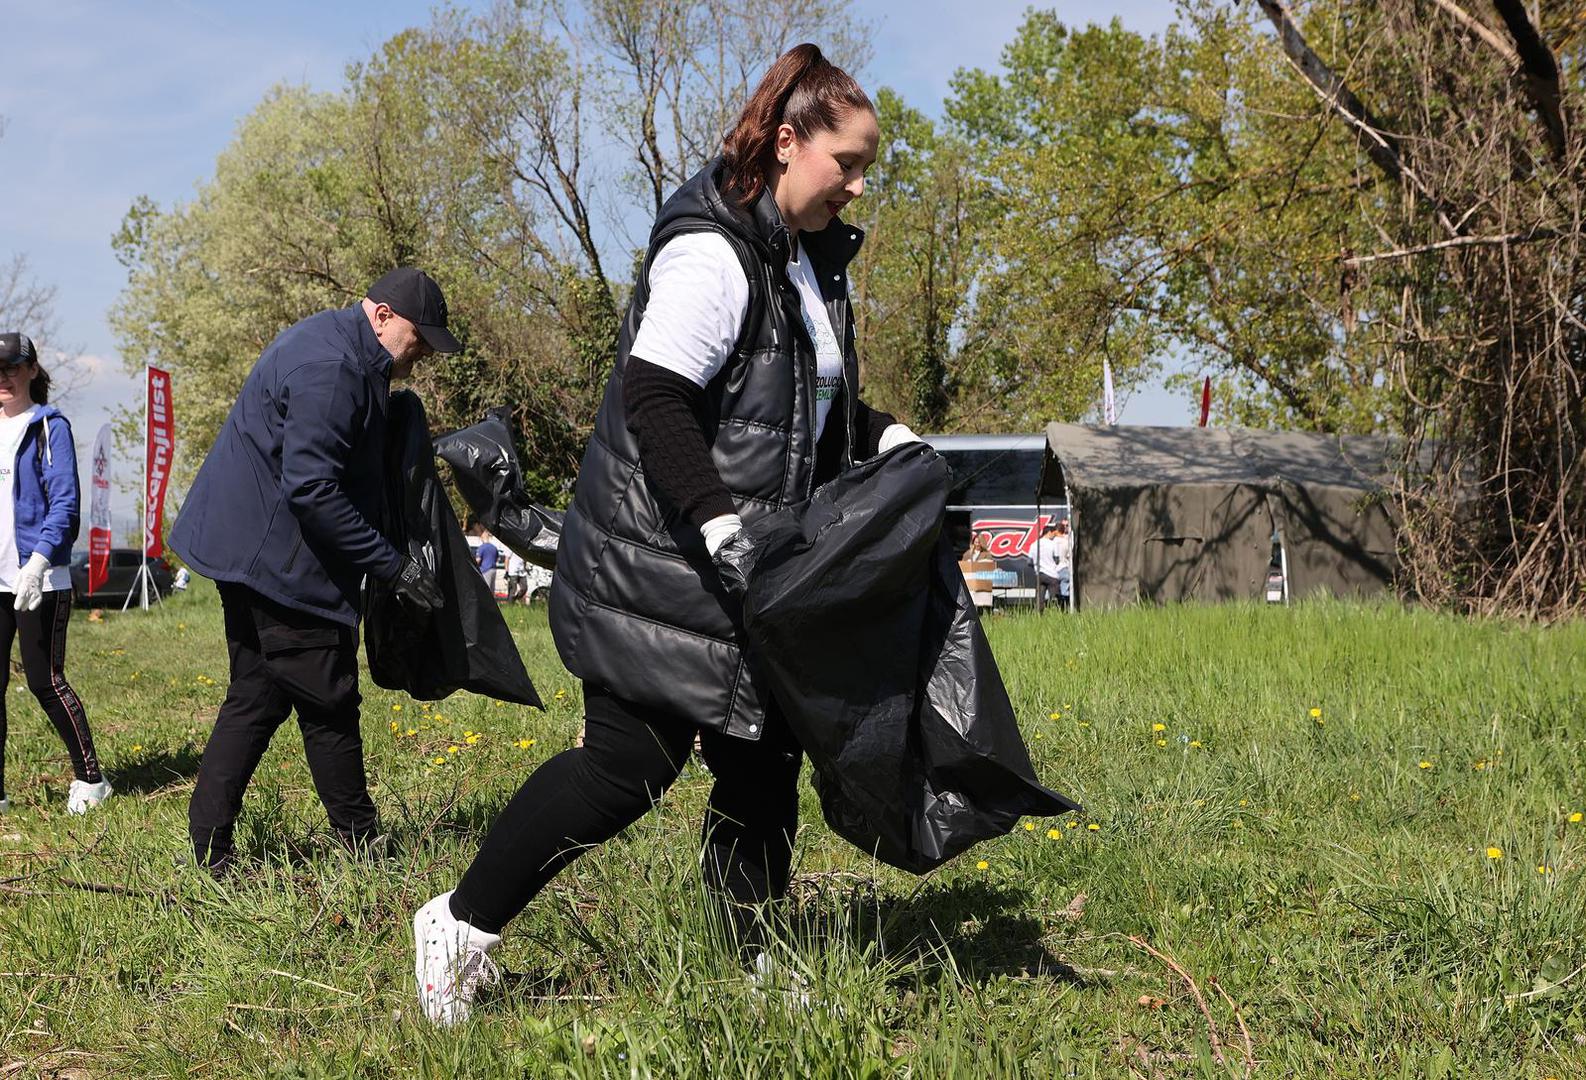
[2, 583, 1585, 1078]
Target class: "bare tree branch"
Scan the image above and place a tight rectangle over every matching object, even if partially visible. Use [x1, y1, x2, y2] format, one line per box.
[1254, 0, 1460, 236]
[1491, 0, 1568, 162]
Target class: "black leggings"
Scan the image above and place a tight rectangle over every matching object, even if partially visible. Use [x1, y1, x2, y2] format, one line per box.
[451, 683, 804, 936]
[0, 589, 102, 797]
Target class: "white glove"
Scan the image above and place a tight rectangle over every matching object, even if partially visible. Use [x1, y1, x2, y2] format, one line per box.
[877, 423, 922, 454]
[700, 513, 744, 558]
[13, 552, 50, 612]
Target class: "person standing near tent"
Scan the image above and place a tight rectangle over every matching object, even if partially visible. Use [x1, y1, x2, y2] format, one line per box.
[1032, 523, 1065, 612]
[170, 269, 452, 874]
[1054, 518, 1074, 606]
[411, 43, 919, 1025]
[474, 528, 500, 594]
[0, 333, 110, 815]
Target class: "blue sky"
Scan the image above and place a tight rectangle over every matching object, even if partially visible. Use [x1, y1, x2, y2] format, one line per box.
[0, 0, 1180, 533]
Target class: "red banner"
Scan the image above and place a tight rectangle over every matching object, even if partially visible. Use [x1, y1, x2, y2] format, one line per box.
[88, 423, 112, 594]
[144, 367, 174, 559]
[1198, 375, 1212, 427]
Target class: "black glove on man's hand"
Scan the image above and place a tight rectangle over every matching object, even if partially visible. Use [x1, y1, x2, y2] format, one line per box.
[711, 529, 757, 601]
[391, 555, 444, 612]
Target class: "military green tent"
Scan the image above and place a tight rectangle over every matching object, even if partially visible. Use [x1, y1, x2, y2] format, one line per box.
[1036, 424, 1407, 609]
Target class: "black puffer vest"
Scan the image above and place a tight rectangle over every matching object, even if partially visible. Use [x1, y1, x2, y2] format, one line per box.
[550, 158, 864, 739]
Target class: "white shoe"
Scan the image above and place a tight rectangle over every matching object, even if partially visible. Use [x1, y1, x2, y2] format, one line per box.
[413, 891, 502, 1026]
[0, 796, 9, 813]
[67, 779, 113, 815]
[748, 948, 811, 1009]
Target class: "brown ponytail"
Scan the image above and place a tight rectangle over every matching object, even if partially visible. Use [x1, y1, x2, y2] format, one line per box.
[721, 43, 873, 206]
[30, 365, 50, 405]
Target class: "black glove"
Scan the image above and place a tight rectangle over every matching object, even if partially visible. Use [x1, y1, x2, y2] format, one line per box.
[711, 529, 757, 601]
[390, 554, 444, 612]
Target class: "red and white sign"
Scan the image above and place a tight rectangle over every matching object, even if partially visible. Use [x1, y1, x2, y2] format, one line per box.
[969, 512, 1059, 559]
[144, 366, 174, 559]
[88, 423, 112, 595]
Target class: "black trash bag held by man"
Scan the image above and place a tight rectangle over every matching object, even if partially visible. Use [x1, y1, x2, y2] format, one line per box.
[364, 391, 543, 706]
[432, 409, 564, 571]
[742, 442, 1079, 873]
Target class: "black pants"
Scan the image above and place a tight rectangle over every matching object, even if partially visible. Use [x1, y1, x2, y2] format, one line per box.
[0, 590, 101, 797]
[188, 583, 377, 867]
[450, 683, 804, 936]
[1036, 572, 1069, 611]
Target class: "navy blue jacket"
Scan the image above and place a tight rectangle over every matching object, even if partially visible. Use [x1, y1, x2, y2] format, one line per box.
[170, 306, 403, 625]
[11, 404, 80, 567]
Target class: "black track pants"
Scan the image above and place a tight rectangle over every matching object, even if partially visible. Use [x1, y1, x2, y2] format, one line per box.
[0, 589, 102, 797]
[188, 582, 377, 867]
[450, 683, 804, 936]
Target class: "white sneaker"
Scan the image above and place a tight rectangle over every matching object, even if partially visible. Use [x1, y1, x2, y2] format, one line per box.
[748, 948, 811, 1009]
[67, 779, 113, 815]
[413, 891, 502, 1026]
[0, 796, 9, 813]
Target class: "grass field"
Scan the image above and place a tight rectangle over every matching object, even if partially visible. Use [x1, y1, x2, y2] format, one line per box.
[2, 582, 1584, 1078]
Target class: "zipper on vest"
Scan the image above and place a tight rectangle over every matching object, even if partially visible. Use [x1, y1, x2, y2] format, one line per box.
[838, 299, 855, 469]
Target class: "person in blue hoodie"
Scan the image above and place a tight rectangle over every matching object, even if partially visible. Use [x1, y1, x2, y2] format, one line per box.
[0, 333, 109, 815]
[170, 268, 451, 873]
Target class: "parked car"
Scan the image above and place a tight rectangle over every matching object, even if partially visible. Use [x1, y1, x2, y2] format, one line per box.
[926, 432, 1067, 607]
[68, 549, 174, 607]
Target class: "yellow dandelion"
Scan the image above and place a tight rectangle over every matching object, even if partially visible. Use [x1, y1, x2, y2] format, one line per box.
[1473, 760, 1487, 770]
[1418, 760, 1433, 770]
[1537, 864, 1553, 875]
[1309, 707, 1322, 718]
[1238, 799, 1248, 807]
[1049, 711, 1060, 720]
[1034, 732, 1044, 739]
[465, 734, 481, 745]
[1086, 823, 1100, 832]
[1047, 828, 1061, 839]
[1231, 820, 1244, 829]
[432, 756, 446, 765]
[130, 744, 143, 753]
[1067, 821, 1078, 829]
[446, 745, 460, 755]
[391, 704, 402, 712]
[517, 738, 534, 749]
[1152, 723, 1166, 733]
[1077, 721, 1090, 728]
[1189, 740, 1203, 748]
[1570, 812, 1583, 824]
[1349, 792, 1361, 801]
[389, 720, 399, 732]
[406, 728, 417, 737]
[494, 701, 504, 708]
[1155, 738, 1167, 747]
[1486, 846, 1503, 860]
[976, 860, 989, 871]
[463, 730, 474, 738]
[1023, 822, 1035, 832]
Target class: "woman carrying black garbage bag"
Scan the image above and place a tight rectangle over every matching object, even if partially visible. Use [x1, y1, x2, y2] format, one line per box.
[411, 43, 919, 1025]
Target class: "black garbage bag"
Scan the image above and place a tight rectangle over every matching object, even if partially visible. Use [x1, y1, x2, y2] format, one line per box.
[432, 409, 563, 570]
[742, 442, 1079, 873]
[365, 391, 543, 707]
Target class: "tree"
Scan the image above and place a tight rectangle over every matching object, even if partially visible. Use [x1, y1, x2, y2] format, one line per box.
[1248, 0, 1586, 617]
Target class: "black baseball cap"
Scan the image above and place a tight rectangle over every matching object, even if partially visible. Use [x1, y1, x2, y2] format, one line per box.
[366, 268, 462, 354]
[0, 333, 37, 367]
